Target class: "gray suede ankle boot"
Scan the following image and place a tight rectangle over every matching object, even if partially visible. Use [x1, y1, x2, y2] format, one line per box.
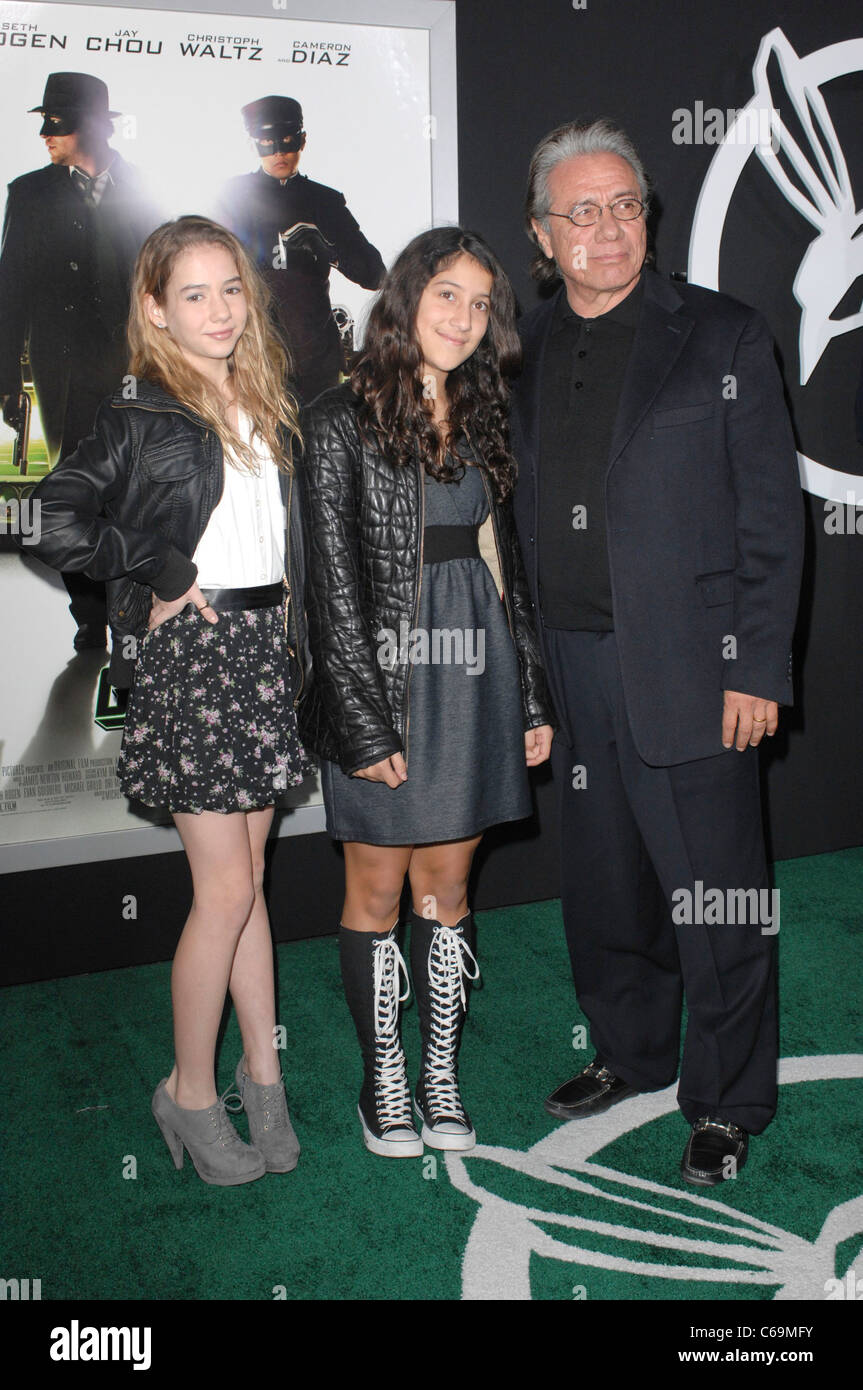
[231, 1057, 300, 1173]
[152, 1079, 266, 1186]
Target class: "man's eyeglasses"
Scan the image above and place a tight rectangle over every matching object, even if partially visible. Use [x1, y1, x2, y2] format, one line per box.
[546, 197, 645, 228]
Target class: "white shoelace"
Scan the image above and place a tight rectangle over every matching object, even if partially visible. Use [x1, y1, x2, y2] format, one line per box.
[372, 936, 413, 1130]
[424, 926, 480, 1121]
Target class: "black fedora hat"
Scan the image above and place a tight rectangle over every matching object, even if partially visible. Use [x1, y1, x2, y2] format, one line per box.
[29, 72, 121, 119]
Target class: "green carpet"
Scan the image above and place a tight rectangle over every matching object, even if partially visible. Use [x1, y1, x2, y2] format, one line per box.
[1, 849, 861, 1301]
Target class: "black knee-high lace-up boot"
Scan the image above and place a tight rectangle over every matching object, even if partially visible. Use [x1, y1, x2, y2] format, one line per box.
[339, 923, 423, 1158]
[409, 907, 480, 1151]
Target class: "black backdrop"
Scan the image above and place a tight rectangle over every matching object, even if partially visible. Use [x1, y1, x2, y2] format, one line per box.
[3, 0, 862, 985]
[455, 0, 863, 862]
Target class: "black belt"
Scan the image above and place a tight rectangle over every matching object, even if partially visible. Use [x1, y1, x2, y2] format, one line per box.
[197, 582, 284, 612]
[423, 524, 480, 565]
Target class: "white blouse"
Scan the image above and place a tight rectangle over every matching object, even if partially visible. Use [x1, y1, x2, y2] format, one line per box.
[193, 411, 287, 588]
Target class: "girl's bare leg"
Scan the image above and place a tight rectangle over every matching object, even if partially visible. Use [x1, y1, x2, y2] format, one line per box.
[227, 806, 282, 1085]
[165, 810, 257, 1109]
[342, 841, 414, 932]
[408, 835, 482, 924]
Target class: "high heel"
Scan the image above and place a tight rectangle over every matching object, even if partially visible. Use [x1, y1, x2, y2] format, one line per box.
[232, 1057, 300, 1173]
[152, 1106, 184, 1169]
[151, 1079, 267, 1186]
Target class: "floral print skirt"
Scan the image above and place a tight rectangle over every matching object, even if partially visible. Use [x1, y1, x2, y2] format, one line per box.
[116, 605, 316, 814]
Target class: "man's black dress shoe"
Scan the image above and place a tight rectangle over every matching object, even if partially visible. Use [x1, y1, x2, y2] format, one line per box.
[73, 623, 107, 652]
[681, 1116, 749, 1187]
[544, 1057, 639, 1120]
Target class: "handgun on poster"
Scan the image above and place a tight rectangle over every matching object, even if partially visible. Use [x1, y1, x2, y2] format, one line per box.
[10, 388, 31, 476]
[277, 221, 337, 269]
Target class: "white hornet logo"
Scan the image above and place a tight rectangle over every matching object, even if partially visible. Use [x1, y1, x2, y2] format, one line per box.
[689, 29, 863, 503]
[447, 1055, 863, 1300]
[753, 31, 863, 386]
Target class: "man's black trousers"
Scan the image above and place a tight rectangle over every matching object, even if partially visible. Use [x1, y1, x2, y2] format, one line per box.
[544, 628, 778, 1135]
[51, 377, 111, 630]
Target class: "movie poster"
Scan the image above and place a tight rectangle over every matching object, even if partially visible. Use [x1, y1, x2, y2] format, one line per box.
[0, 0, 448, 866]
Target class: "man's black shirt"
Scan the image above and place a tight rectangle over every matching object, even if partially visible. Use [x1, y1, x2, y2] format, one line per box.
[538, 274, 643, 630]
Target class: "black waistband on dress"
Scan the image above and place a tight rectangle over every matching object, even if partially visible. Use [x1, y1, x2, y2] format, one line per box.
[197, 582, 284, 612]
[422, 524, 481, 565]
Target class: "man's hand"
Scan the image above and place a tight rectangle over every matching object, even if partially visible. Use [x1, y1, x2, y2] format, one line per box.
[525, 724, 554, 766]
[352, 752, 408, 788]
[722, 691, 778, 750]
[149, 582, 218, 631]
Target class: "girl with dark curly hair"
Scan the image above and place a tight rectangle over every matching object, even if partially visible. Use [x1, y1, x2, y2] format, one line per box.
[299, 226, 555, 1157]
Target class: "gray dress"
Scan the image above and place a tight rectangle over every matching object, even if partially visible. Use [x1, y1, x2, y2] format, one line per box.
[320, 462, 532, 844]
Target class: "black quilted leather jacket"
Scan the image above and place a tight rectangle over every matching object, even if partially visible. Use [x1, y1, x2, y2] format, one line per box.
[23, 379, 308, 695]
[296, 384, 555, 776]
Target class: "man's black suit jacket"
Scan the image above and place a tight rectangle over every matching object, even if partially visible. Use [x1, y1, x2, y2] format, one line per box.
[0, 155, 160, 461]
[510, 268, 804, 767]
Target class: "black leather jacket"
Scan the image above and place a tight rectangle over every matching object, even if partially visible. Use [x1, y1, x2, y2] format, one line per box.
[23, 379, 308, 695]
[296, 384, 555, 776]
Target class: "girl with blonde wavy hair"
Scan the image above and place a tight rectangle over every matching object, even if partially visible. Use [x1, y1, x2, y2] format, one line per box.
[27, 215, 314, 1186]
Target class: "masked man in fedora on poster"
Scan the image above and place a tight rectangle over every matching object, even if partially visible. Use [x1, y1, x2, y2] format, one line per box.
[217, 96, 385, 404]
[0, 72, 161, 651]
[510, 119, 803, 1186]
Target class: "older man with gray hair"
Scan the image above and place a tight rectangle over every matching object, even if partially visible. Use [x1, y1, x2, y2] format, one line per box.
[510, 119, 803, 1185]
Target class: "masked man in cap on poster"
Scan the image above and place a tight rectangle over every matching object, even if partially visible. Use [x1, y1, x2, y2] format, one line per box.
[0, 72, 161, 651]
[510, 119, 803, 1186]
[217, 96, 385, 403]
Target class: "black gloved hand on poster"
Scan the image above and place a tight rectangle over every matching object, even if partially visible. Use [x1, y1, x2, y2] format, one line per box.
[2, 393, 25, 433]
[279, 222, 338, 269]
